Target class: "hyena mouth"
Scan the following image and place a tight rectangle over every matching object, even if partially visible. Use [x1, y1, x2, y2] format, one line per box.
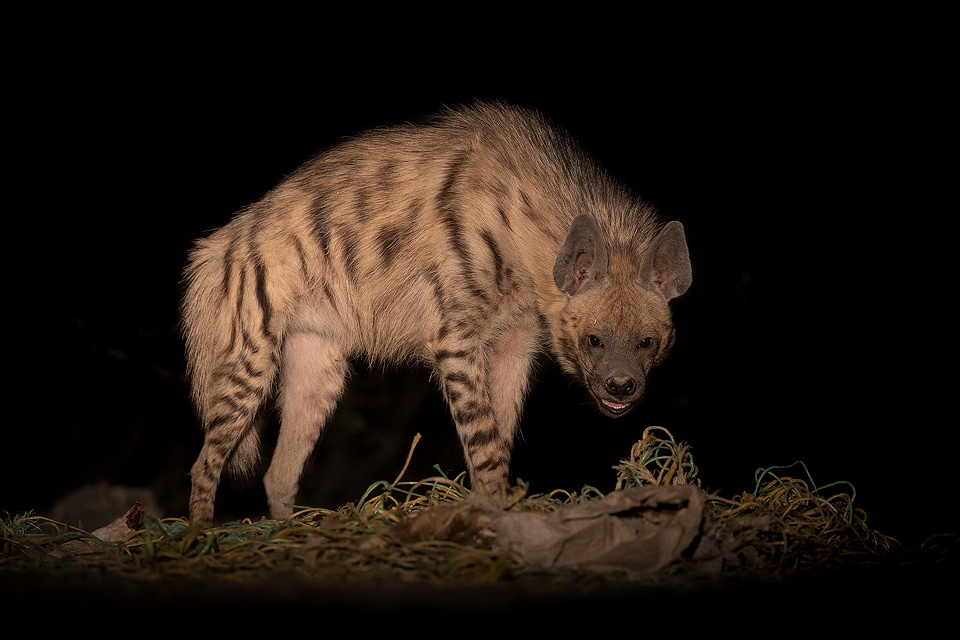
[599, 398, 635, 417]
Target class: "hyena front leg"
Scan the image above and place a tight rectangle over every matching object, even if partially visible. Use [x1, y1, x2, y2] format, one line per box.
[435, 319, 538, 495]
[487, 314, 541, 445]
[263, 332, 348, 519]
[438, 351, 508, 495]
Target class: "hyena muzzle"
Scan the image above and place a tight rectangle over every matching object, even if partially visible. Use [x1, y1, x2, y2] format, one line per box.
[181, 101, 692, 523]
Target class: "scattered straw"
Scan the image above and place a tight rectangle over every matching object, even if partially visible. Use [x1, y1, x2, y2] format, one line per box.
[613, 426, 699, 489]
[706, 460, 901, 572]
[0, 428, 921, 588]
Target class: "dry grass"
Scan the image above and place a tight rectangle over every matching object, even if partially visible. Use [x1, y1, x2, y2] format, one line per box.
[0, 428, 919, 589]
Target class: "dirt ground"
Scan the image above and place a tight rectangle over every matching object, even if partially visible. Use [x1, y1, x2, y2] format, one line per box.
[4, 432, 956, 631]
[4, 559, 953, 632]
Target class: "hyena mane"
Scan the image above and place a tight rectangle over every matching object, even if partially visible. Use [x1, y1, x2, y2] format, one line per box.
[181, 101, 692, 523]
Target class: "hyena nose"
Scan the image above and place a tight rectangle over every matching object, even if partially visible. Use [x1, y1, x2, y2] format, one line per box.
[604, 376, 636, 398]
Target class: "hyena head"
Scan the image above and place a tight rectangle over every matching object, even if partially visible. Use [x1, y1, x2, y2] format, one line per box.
[552, 215, 692, 418]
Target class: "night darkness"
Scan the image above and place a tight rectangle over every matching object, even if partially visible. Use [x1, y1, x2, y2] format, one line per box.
[6, 24, 955, 556]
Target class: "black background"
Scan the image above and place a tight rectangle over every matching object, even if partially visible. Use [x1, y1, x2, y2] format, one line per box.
[5, 16, 954, 550]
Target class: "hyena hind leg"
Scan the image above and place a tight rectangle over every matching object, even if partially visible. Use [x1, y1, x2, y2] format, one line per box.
[191, 440, 240, 525]
[190, 384, 273, 525]
[263, 332, 349, 519]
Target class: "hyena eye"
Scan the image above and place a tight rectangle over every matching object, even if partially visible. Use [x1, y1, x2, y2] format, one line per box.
[638, 337, 654, 350]
[588, 335, 604, 348]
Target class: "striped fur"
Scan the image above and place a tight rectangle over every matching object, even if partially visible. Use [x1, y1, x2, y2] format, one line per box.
[182, 102, 691, 523]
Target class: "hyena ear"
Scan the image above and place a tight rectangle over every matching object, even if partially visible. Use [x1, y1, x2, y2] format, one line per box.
[554, 215, 609, 296]
[640, 221, 692, 300]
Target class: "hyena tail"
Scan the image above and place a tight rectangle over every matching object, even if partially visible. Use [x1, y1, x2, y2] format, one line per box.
[181, 237, 282, 522]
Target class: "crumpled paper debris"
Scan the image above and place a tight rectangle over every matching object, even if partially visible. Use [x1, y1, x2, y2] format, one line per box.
[91, 501, 145, 542]
[490, 485, 704, 573]
[396, 485, 708, 574]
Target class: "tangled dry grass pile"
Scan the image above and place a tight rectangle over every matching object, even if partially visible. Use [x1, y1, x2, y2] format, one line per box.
[2, 427, 946, 594]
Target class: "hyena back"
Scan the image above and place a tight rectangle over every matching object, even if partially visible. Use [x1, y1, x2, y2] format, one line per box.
[182, 102, 692, 524]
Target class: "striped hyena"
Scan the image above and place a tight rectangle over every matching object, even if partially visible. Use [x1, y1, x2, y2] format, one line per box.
[182, 102, 692, 524]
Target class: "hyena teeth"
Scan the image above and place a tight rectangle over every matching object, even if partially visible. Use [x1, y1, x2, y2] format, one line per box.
[181, 100, 692, 524]
[602, 400, 631, 412]
[600, 399, 634, 417]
